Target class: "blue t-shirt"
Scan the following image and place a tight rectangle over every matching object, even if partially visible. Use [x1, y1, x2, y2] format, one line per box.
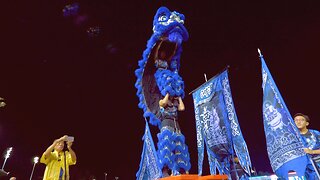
[301, 129, 320, 155]
[301, 129, 320, 180]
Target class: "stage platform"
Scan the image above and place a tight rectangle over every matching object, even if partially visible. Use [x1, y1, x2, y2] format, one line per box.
[159, 174, 228, 180]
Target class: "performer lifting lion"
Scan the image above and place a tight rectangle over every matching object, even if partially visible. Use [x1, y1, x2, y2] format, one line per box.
[135, 6, 191, 177]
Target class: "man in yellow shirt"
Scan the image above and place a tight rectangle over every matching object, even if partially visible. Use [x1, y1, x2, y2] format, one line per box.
[40, 135, 77, 180]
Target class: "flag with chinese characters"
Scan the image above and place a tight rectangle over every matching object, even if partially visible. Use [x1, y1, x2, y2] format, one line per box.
[259, 50, 308, 179]
[136, 121, 162, 180]
[191, 69, 252, 176]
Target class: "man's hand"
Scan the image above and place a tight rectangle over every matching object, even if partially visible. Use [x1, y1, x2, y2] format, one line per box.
[303, 148, 313, 154]
[159, 93, 170, 107]
[61, 135, 68, 141]
[54, 135, 68, 144]
[67, 141, 73, 149]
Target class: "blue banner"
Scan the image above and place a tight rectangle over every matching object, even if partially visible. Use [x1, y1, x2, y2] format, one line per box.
[136, 121, 162, 180]
[192, 69, 252, 176]
[259, 50, 307, 178]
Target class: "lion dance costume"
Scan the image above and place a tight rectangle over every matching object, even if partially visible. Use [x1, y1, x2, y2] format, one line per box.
[135, 6, 191, 176]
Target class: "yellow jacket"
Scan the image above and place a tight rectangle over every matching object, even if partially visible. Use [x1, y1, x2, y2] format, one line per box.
[40, 150, 76, 180]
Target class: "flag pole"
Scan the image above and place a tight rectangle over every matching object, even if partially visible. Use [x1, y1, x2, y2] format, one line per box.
[189, 65, 230, 95]
[258, 48, 320, 179]
[257, 48, 262, 57]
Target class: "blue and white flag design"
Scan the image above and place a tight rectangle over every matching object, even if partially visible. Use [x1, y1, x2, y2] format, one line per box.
[136, 121, 162, 180]
[192, 69, 252, 176]
[259, 49, 308, 179]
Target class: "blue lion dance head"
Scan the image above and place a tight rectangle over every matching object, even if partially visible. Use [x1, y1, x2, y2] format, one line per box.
[135, 6, 189, 127]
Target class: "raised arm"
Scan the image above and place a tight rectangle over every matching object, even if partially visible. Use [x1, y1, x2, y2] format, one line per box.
[67, 141, 77, 163]
[43, 135, 68, 158]
[159, 93, 170, 108]
[304, 148, 320, 155]
[177, 97, 185, 111]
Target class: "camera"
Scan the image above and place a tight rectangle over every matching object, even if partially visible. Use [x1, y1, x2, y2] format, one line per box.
[66, 136, 74, 142]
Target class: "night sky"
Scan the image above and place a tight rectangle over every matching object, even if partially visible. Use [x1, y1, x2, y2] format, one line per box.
[1, 1, 320, 179]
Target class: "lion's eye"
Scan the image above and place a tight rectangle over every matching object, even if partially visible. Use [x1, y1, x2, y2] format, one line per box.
[158, 15, 167, 22]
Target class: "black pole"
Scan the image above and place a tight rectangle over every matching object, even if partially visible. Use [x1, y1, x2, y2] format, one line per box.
[64, 151, 67, 180]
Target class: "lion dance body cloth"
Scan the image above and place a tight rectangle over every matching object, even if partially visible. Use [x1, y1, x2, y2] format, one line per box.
[135, 6, 191, 177]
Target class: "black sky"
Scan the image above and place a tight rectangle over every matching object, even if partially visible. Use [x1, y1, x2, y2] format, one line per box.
[1, 0, 320, 179]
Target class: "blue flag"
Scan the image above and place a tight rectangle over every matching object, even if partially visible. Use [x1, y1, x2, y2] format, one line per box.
[259, 49, 308, 179]
[192, 69, 252, 176]
[136, 121, 162, 180]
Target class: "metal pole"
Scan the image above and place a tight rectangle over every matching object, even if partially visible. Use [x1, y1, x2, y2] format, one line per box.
[204, 73, 207, 82]
[2, 147, 13, 170]
[29, 163, 36, 180]
[2, 158, 8, 170]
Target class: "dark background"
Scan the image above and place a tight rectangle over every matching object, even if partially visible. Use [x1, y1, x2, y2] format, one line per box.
[1, 0, 320, 179]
